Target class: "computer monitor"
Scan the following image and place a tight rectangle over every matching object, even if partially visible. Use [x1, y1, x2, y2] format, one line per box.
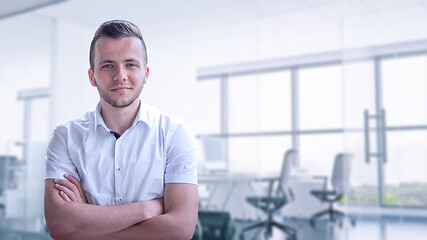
[0, 156, 18, 194]
[201, 137, 227, 172]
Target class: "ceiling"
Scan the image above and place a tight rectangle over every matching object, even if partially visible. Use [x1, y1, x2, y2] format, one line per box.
[2, 0, 427, 59]
[29, 0, 427, 47]
[0, 0, 64, 20]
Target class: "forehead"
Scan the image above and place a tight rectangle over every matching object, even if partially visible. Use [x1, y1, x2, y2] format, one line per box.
[94, 36, 145, 62]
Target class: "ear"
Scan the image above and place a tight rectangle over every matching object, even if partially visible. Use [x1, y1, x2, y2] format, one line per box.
[88, 69, 96, 87]
[143, 67, 149, 84]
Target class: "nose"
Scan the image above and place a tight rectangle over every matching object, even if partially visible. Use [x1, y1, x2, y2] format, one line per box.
[113, 66, 127, 81]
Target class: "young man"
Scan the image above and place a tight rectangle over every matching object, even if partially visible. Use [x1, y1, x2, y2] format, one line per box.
[44, 20, 198, 240]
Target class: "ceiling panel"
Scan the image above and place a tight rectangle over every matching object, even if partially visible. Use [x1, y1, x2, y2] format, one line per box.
[376, 4, 427, 23]
[0, 0, 64, 20]
[361, 0, 420, 11]
[1, 0, 427, 57]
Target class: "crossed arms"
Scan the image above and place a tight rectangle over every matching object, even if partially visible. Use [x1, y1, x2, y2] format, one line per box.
[44, 175, 198, 240]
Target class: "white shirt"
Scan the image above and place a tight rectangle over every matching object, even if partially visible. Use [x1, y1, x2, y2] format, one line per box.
[45, 101, 198, 206]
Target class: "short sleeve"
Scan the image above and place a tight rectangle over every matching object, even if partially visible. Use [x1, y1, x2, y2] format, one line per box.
[45, 126, 80, 181]
[164, 122, 198, 185]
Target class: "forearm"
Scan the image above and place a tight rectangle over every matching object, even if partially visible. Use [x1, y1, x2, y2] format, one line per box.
[105, 210, 196, 240]
[46, 201, 149, 239]
[45, 179, 162, 240]
[104, 183, 199, 240]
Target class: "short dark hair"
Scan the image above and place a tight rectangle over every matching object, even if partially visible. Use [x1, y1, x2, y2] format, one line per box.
[89, 20, 147, 71]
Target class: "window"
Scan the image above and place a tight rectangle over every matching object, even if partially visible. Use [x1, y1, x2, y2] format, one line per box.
[299, 65, 343, 130]
[228, 71, 291, 133]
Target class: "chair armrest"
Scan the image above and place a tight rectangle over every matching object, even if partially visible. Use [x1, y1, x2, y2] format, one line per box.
[253, 177, 280, 198]
[254, 177, 280, 183]
[312, 175, 328, 191]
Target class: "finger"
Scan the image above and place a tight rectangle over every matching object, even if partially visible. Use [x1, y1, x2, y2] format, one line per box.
[55, 178, 80, 200]
[54, 178, 77, 191]
[59, 191, 71, 201]
[64, 174, 85, 200]
[55, 183, 76, 201]
[54, 183, 77, 201]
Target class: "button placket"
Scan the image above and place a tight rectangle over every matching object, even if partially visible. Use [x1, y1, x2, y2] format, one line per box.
[114, 137, 123, 205]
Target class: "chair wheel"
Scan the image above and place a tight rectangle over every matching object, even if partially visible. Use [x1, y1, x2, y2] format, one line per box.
[287, 234, 297, 240]
[239, 233, 244, 240]
[264, 229, 272, 239]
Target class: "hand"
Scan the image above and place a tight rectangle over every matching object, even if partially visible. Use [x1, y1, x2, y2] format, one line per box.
[145, 197, 164, 219]
[137, 197, 164, 222]
[54, 174, 88, 203]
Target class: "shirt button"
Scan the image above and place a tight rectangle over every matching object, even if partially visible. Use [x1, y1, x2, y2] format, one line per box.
[118, 138, 122, 143]
[118, 168, 121, 171]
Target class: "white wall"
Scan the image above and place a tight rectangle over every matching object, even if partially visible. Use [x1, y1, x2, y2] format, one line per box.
[49, 19, 98, 131]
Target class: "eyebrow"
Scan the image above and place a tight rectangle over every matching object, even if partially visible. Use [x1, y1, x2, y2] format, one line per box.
[123, 58, 141, 64]
[98, 60, 115, 66]
[98, 59, 141, 65]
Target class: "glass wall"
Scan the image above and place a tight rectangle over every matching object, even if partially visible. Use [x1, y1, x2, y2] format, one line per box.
[342, 60, 379, 206]
[198, 49, 427, 212]
[381, 56, 427, 207]
[0, 14, 53, 239]
[299, 65, 343, 130]
[227, 71, 292, 175]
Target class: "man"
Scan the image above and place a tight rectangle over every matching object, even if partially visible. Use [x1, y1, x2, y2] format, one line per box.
[44, 20, 198, 240]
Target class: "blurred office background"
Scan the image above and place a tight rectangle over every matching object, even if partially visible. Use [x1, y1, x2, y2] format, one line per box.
[1, 0, 427, 239]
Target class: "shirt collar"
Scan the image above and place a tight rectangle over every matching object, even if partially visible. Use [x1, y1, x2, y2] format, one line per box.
[135, 101, 153, 128]
[93, 100, 153, 132]
[94, 103, 107, 132]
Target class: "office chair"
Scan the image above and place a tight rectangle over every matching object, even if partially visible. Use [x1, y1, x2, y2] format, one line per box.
[239, 149, 297, 240]
[309, 153, 354, 227]
[192, 210, 235, 240]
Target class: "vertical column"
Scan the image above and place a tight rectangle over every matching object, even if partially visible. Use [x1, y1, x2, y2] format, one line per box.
[48, 19, 98, 130]
[220, 75, 229, 169]
[374, 57, 385, 206]
[49, 17, 58, 134]
[291, 67, 300, 166]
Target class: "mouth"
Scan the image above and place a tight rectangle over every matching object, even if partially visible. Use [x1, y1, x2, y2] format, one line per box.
[111, 86, 131, 92]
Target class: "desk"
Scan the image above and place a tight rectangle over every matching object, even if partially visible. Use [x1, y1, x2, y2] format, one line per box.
[198, 172, 327, 220]
[198, 173, 256, 219]
[282, 179, 327, 218]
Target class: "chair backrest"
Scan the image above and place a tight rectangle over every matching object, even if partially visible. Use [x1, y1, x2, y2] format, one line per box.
[278, 149, 296, 195]
[331, 153, 353, 194]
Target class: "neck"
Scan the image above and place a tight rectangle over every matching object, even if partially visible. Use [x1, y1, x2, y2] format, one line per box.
[99, 99, 141, 135]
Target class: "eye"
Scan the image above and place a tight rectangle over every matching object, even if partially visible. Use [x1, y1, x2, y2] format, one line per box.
[127, 63, 138, 68]
[101, 64, 113, 69]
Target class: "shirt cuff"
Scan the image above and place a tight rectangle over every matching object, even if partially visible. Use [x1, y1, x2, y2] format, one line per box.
[165, 172, 198, 185]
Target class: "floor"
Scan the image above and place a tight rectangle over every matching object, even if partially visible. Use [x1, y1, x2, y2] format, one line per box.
[233, 217, 427, 240]
[1, 216, 427, 240]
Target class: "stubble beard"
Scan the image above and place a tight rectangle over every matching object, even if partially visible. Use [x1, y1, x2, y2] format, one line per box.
[94, 77, 144, 108]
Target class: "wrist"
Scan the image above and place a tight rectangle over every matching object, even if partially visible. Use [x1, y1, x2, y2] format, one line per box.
[139, 198, 164, 222]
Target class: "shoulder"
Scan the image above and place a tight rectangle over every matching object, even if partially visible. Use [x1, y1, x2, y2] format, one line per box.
[142, 103, 184, 130]
[51, 108, 95, 137]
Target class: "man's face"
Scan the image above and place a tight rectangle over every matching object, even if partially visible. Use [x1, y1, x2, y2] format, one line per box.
[88, 36, 149, 108]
